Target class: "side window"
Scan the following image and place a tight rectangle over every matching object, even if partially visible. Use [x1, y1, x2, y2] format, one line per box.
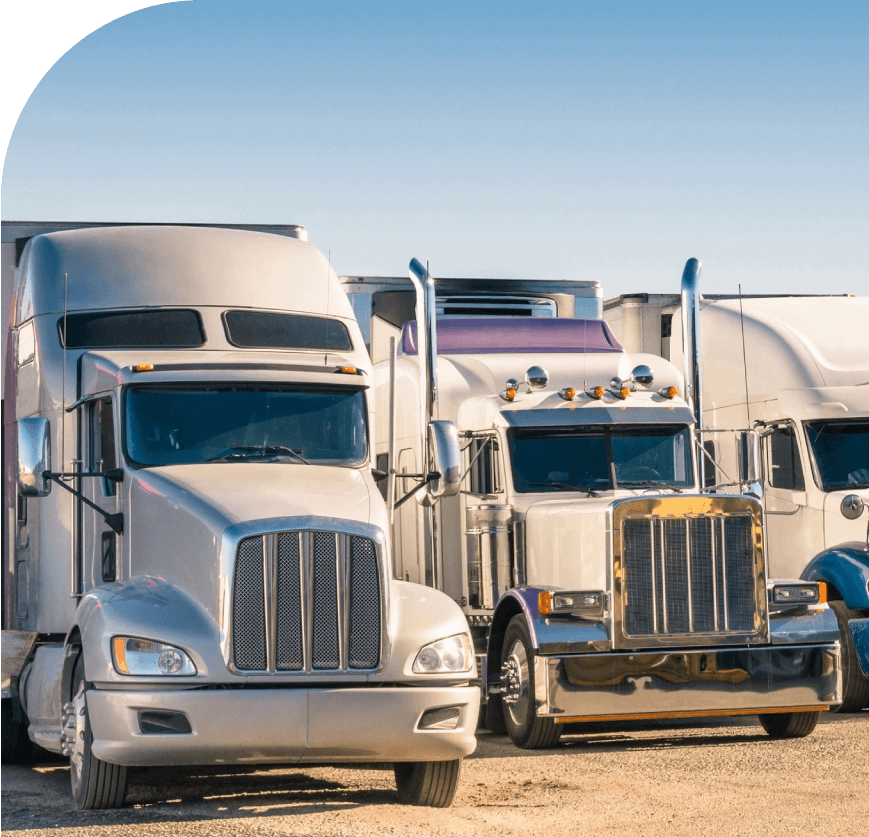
[467, 437, 501, 496]
[90, 397, 118, 496]
[702, 440, 717, 488]
[765, 425, 805, 490]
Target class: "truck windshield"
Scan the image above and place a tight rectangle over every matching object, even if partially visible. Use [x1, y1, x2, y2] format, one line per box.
[124, 385, 367, 467]
[508, 425, 694, 492]
[805, 419, 869, 490]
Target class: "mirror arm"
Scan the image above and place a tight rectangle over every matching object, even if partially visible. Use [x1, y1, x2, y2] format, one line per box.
[43, 471, 124, 534]
[393, 471, 442, 510]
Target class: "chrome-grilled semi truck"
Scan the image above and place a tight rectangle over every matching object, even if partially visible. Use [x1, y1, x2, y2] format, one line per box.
[1, 224, 478, 808]
[604, 288, 869, 711]
[344, 259, 842, 750]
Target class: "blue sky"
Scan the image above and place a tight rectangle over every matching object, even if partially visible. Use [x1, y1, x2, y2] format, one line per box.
[2, 0, 867, 297]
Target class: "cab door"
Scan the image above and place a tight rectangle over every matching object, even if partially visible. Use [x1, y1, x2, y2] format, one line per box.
[78, 396, 121, 591]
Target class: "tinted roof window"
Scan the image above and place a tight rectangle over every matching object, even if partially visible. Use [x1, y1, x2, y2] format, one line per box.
[223, 310, 352, 351]
[59, 309, 205, 348]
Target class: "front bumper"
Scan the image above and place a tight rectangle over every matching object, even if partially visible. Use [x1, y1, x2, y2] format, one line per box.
[535, 644, 841, 721]
[87, 685, 479, 767]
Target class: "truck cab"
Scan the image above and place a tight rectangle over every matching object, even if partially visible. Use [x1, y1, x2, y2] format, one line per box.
[2, 225, 478, 808]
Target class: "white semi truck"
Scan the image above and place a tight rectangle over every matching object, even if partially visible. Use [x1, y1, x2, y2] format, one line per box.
[603, 287, 869, 712]
[1, 224, 479, 809]
[340, 259, 842, 750]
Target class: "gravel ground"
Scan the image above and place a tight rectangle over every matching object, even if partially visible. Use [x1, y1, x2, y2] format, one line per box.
[3, 712, 867, 837]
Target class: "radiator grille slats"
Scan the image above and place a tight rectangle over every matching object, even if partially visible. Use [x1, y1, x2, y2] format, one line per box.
[232, 530, 381, 673]
[622, 515, 757, 640]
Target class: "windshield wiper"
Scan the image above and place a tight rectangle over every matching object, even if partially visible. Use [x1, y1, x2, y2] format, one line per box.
[528, 480, 604, 497]
[618, 480, 682, 493]
[208, 445, 310, 464]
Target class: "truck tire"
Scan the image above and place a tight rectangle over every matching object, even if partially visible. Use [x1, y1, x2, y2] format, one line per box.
[500, 616, 562, 749]
[829, 600, 869, 712]
[67, 658, 127, 809]
[758, 711, 820, 739]
[394, 759, 462, 807]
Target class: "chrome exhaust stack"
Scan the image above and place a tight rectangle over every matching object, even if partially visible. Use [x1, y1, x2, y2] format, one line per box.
[409, 258, 439, 427]
[681, 258, 705, 487]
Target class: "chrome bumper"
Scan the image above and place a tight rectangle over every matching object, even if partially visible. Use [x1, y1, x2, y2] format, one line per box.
[535, 644, 841, 721]
[87, 685, 479, 766]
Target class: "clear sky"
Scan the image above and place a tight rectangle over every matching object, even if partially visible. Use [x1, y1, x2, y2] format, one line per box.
[2, 0, 867, 298]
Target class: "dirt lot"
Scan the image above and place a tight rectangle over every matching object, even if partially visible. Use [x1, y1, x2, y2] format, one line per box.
[3, 712, 868, 837]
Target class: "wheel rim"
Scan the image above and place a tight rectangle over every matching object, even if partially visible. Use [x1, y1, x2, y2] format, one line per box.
[502, 638, 531, 728]
[69, 681, 88, 793]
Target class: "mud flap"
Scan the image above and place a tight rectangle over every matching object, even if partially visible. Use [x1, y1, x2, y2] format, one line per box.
[849, 618, 869, 678]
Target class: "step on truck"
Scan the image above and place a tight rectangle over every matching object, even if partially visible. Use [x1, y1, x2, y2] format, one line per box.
[1, 224, 478, 808]
[603, 280, 869, 711]
[342, 258, 842, 750]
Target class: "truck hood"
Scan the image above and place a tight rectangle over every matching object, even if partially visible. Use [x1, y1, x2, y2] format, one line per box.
[128, 464, 374, 618]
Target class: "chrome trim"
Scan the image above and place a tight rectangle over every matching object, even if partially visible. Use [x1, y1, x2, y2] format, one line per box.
[219, 516, 389, 675]
[611, 495, 768, 650]
[535, 644, 841, 718]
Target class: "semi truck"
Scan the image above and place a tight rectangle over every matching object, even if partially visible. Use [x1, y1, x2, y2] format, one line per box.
[1, 223, 479, 809]
[603, 288, 869, 712]
[340, 258, 842, 750]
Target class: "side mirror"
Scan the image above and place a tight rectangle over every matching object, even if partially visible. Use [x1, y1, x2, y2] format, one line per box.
[427, 420, 461, 498]
[737, 429, 761, 486]
[18, 417, 52, 497]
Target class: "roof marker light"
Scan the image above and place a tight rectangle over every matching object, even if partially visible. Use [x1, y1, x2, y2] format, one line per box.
[559, 387, 577, 401]
[659, 386, 679, 399]
[587, 386, 605, 400]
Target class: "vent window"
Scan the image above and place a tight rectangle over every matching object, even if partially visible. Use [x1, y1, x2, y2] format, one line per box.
[59, 309, 205, 348]
[223, 310, 352, 351]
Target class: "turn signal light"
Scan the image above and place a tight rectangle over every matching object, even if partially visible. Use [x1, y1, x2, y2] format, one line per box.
[338, 366, 358, 374]
[133, 363, 154, 372]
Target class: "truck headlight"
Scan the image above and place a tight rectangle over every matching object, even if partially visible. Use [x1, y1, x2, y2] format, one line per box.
[112, 637, 197, 676]
[412, 634, 473, 674]
[769, 582, 825, 606]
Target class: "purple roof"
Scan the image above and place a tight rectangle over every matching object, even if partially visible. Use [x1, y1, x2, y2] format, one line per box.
[400, 317, 623, 355]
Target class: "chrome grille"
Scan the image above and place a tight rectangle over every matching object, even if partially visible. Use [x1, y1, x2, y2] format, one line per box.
[232, 530, 382, 673]
[621, 515, 758, 640]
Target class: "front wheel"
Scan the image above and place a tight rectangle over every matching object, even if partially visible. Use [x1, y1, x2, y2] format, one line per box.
[829, 600, 869, 712]
[66, 657, 128, 809]
[758, 711, 820, 739]
[394, 759, 462, 807]
[500, 615, 562, 749]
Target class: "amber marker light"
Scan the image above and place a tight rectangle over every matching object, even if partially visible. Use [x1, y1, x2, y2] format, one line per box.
[338, 366, 358, 374]
[113, 636, 131, 673]
[616, 386, 630, 400]
[133, 363, 154, 372]
[588, 386, 604, 400]
[559, 387, 576, 401]
[501, 386, 517, 402]
[817, 582, 827, 604]
[659, 386, 678, 399]
[538, 591, 553, 615]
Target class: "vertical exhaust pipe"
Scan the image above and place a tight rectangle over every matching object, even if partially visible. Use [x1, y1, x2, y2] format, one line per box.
[680, 258, 705, 488]
[409, 258, 439, 429]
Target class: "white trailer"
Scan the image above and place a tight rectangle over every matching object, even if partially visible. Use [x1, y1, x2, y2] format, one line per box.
[344, 259, 842, 751]
[2, 224, 478, 808]
[603, 287, 869, 711]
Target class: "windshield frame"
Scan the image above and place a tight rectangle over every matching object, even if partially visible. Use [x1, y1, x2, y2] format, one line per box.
[121, 381, 370, 470]
[803, 418, 869, 491]
[505, 423, 696, 494]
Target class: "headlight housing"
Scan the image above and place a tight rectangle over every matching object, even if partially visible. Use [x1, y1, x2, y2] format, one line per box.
[112, 637, 197, 676]
[412, 634, 473, 674]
